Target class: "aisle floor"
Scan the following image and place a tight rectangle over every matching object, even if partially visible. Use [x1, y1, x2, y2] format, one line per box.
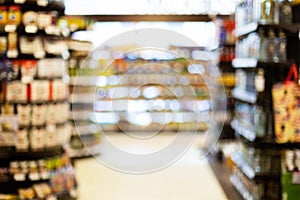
[74, 133, 228, 200]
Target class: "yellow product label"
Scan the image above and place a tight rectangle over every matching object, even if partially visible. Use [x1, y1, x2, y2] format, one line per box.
[0, 10, 7, 25]
[8, 10, 21, 25]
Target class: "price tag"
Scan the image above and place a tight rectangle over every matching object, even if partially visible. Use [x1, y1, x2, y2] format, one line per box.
[5, 25, 17, 33]
[29, 172, 40, 181]
[7, 50, 18, 58]
[33, 50, 45, 59]
[25, 25, 38, 34]
[14, 0, 25, 4]
[14, 173, 25, 181]
[292, 172, 300, 184]
[37, 0, 49, 7]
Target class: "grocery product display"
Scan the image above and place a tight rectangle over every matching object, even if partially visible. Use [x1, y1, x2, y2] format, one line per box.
[0, 0, 77, 199]
[206, 18, 236, 162]
[229, 1, 300, 199]
[1, 0, 300, 199]
[67, 32, 102, 159]
[75, 45, 214, 133]
[217, 18, 236, 140]
[235, 0, 298, 27]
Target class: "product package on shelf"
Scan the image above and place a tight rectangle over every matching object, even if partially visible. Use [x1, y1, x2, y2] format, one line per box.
[0, 0, 77, 199]
[235, 0, 296, 26]
[272, 64, 300, 143]
[281, 149, 300, 200]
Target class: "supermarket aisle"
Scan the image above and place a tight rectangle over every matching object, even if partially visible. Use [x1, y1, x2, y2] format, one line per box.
[74, 133, 228, 200]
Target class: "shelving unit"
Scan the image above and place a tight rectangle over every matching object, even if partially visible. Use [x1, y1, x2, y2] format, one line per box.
[218, 18, 236, 141]
[0, 0, 77, 198]
[230, 3, 300, 199]
[79, 46, 213, 133]
[66, 32, 102, 159]
[208, 17, 236, 161]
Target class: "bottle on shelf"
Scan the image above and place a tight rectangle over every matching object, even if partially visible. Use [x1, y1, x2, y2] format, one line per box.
[279, 0, 293, 24]
[267, 28, 278, 61]
[246, 0, 254, 23]
[260, 0, 277, 24]
[253, 0, 262, 22]
[235, 2, 247, 27]
[274, 0, 280, 24]
[258, 28, 267, 61]
[277, 30, 287, 62]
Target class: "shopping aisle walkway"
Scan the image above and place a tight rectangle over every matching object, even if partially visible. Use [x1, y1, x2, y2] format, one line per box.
[74, 133, 228, 200]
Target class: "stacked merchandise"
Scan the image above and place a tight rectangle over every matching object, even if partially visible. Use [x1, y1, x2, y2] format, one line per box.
[0, 0, 77, 199]
[217, 18, 237, 143]
[230, 1, 300, 199]
[205, 18, 237, 160]
[84, 46, 213, 133]
[66, 17, 102, 158]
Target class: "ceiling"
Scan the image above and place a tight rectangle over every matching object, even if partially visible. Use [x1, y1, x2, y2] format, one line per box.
[65, 0, 242, 15]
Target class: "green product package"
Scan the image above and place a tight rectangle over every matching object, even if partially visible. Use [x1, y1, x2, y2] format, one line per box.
[281, 172, 300, 200]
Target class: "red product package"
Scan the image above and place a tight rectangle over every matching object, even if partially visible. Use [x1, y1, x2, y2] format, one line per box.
[21, 60, 37, 83]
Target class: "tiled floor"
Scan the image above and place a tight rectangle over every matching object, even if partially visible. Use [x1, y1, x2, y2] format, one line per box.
[74, 133, 228, 200]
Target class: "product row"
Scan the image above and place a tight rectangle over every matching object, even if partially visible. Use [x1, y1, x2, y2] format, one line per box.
[13, 180, 75, 200]
[91, 99, 211, 113]
[1, 102, 69, 126]
[4, 80, 68, 102]
[1, 154, 72, 182]
[0, 168, 76, 200]
[0, 34, 69, 58]
[71, 74, 208, 88]
[0, 0, 63, 7]
[111, 58, 211, 75]
[236, 0, 299, 27]
[0, 5, 65, 35]
[92, 85, 209, 100]
[232, 147, 300, 200]
[231, 166, 280, 200]
[69, 48, 215, 77]
[240, 143, 281, 175]
[235, 29, 287, 62]
[1, 123, 71, 150]
[7, 59, 67, 81]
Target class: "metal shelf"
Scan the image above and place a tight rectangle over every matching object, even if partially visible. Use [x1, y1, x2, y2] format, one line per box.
[230, 174, 253, 200]
[234, 22, 300, 38]
[0, 146, 64, 161]
[232, 88, 257, 104]
[69, 14, 231, 22]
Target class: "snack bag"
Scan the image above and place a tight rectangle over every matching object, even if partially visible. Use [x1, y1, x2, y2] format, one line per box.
[272, 64, 300, 143]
